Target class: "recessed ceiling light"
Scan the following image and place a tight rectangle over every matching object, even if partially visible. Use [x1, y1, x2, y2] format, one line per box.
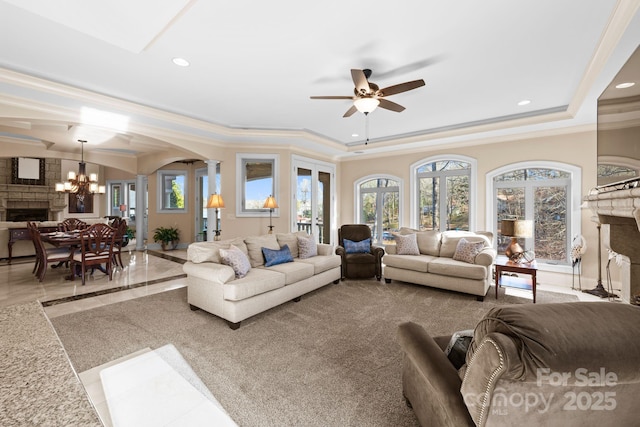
[352, 133, 359, 137]
[615, 82, 635, 89]
[172, 57, 190, 67]
[517, 99, 531, 106]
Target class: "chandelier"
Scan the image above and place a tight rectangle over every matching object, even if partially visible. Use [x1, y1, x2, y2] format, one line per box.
[55, 139, 105, 202]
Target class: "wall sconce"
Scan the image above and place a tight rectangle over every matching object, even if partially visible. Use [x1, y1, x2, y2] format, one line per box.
[206, 193, 225, 240]
[263, 195, 278, 234]
[500, 219, 533, 263]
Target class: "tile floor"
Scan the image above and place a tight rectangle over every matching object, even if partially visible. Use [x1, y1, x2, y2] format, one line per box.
[0, 246, 190, 318]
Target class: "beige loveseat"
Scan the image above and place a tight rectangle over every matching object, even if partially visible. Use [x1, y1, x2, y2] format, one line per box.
[383, 230, 496, 300]
[183, 232, 341, 329]
[0, 219, 107, 261]
[398, 302, 640, 426]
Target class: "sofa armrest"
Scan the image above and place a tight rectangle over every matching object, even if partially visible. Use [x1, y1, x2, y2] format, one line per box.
[371, 245, 385, 260]
[474, 247, 497, 266]
[317, 243, 334, 256]
[384, 244, 397, 255]
[182, 261, 235, 285]
[397, 322, 474, 426]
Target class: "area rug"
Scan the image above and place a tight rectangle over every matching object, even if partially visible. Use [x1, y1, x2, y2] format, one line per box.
[51, 280, 577, 427]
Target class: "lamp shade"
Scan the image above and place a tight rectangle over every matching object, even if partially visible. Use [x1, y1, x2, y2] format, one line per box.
[501, 219, 533, 238]
[206, 193, 225, 209]
[263, 195, 278, 209]
[119, 204, 127, 212]
[354, 97, 380, 114]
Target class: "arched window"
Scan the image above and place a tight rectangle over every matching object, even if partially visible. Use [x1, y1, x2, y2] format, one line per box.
[355, 175, 401, 244]
[488, 162, 581, 268]
[411, 155, 476, 231]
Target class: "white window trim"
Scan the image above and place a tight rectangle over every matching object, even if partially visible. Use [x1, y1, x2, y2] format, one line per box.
[485, 161, 582, 274]
[410, 154, 477, 231]
[156, 169, 188, 213]
[235, 153, 279, 217]
[354, 173, 403, 228]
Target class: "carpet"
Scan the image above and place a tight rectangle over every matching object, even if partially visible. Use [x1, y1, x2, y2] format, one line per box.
[51, 280, 577, 427]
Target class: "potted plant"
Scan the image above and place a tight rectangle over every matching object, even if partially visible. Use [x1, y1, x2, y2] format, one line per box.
[153, 226, 180, 251]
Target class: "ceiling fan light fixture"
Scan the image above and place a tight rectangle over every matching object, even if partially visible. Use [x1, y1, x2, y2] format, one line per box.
[354, 97, 380, 114]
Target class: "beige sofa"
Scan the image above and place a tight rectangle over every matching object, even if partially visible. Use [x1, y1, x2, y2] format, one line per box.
[183, 232, 341, 329]
[398, 302, 640, 426]
[0, 219, 107, 261]
[383, 230, 496, 300]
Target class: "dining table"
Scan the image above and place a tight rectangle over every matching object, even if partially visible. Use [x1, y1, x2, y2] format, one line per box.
[40, 231, 108, 279]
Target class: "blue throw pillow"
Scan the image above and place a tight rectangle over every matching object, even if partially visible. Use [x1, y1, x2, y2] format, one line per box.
[262, 244, 294, 267]
[344, 238, 371, 254]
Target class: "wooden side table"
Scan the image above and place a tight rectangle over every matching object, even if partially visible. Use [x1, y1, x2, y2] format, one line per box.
[494, 259, 537, 303]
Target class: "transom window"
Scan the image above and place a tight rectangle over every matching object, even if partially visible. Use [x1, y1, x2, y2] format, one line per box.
[356, 176, 400, 244]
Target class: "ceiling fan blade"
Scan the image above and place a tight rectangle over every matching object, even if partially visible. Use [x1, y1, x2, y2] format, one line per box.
[310, 96, 354, 100]
[343, 105, 358, 117]
[351, 69, 370, 95]
[378, 98, 405, 113]
[379, 79, 425, 97]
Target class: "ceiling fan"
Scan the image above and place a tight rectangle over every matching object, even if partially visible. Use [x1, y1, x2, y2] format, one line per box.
[311, 69, 425, 117]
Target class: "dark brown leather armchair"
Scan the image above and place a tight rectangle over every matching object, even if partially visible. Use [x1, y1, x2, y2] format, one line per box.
[335, 224, 384, 280]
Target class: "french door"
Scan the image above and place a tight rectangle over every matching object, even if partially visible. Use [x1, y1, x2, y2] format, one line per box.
[292, 156, 335, 244]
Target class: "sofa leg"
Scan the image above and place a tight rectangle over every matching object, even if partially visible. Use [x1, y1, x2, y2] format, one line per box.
[227, 321, 241, 330]
[476, 296, 484, 302]
[292, 296, 301, 302]
[376, 275, 382, 281]
[189, 304, 200, 311]
[384, 278, 391, 284]
[333, 279, 340, 284]
[403, 394, 413, 408]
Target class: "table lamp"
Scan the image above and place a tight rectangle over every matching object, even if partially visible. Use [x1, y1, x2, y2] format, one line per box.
[501, 219, 533, 263]
[206, 193, 225, 240]
[263, 195, 278, 234]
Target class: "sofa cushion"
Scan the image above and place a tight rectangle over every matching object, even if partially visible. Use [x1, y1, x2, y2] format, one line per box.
[222, 269, 285, 301]
[452, 238, 485, 264]
[296, 254, 341, 274]
[244, 234, 280, 267]
[383, 254, 434, 273]
[440, 231, 490, 258]
[276, 231, 308, 258]
[219, 245, 252, 278]
[187, 238, 248, 264]
[344, 238, 371, 254]
[262, 260, 314, 285]
[262, 244, 294, 267]
[394, 233, 420, 255]
[297, 234, 318, 259]
[427, 257, 487, 280]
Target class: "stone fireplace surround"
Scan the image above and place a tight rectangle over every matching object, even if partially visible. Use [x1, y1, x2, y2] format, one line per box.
[586, 179, 640, 305]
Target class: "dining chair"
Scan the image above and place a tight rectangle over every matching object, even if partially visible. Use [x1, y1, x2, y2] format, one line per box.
[109, 218, 128, 268]
[27, 222, 73, 282]
[58, 218, 88, 232]
[71, 223, 116, 286]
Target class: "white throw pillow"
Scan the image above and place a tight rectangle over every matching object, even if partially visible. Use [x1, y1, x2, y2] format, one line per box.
[394, 233, 420, 255]
[297, 234, 318, 259]
[219, 244, 251, 278]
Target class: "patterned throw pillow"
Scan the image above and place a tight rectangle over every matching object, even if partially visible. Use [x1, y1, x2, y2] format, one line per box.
[262, 244, 294, 267]
[297, 234, 318, 259]
[344, 238, 371, 254]
[219, 244, 252, 278]
[452, 238, 485, 264]
[393, 233, 420, 255]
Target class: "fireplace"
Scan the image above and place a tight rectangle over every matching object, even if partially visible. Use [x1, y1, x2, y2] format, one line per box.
[6, 208, 49, 222]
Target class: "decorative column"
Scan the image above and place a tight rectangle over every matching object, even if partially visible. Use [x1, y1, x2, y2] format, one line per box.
[135, 174, 146, 251]
[205, 160, 220, 242]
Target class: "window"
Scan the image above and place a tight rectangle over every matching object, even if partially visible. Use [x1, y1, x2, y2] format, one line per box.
[488, 162, 581, 268]
[411, 156, 476, 231]
[356, 175, 401, 244]
[157, 170, 187, 213]
[236, 154, 279, 216]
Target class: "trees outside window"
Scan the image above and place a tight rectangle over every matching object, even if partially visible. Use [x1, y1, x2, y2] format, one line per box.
[157, 170, 187, 212]
[416, 160, 470, 231]
[357, 176, 400, 244]
[494, 167, 571, 263]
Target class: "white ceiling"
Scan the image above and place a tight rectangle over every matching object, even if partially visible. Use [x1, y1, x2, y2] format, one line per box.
[1, 0, 639, 161]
